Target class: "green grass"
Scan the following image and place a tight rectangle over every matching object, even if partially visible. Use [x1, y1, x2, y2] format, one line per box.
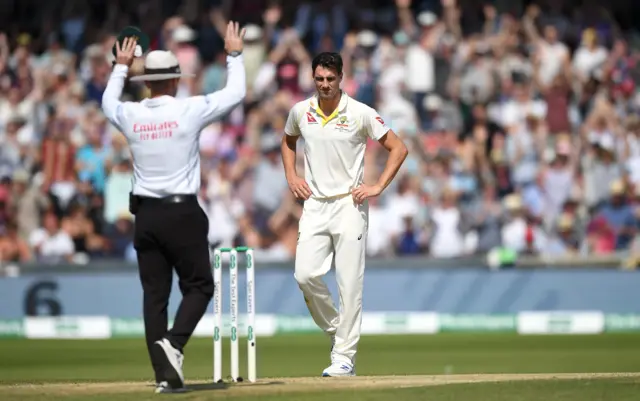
[1, 333, 640, 400]
[4, 379, 640, 401]
[2, 333, 640, 382]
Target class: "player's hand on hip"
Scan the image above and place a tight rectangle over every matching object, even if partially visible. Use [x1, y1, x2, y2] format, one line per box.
[352, 184, 382, 204]
[225, 21, 246, 54]
[288, 176, 312, 200]
[115, 37, 137, 67]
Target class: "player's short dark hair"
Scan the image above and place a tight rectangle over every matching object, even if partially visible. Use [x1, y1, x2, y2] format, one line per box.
[312, 52, 343, 76]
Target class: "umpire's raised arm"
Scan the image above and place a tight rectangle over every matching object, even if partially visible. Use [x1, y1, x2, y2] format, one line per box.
[101, 37, 136, 132]
[192, 21, 247, 128]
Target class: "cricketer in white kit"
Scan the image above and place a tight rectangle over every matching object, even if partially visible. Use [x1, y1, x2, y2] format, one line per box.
[281, 52, 409, 377]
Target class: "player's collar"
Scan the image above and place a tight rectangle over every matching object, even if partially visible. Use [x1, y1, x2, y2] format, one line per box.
[309, 91, 349, 126]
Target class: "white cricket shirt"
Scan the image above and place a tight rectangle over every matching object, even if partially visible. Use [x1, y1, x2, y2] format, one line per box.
[101, 55, 246, 198]
[284, 92, 390, 198]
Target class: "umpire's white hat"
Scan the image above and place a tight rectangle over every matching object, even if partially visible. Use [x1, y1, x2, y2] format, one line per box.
[130, 50, 195, 82]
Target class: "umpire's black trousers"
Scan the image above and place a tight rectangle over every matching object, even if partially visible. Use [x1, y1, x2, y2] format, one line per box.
[133, 194, 214, 382]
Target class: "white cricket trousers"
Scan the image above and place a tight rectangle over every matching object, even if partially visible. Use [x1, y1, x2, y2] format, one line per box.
[294, 194, 368, 365]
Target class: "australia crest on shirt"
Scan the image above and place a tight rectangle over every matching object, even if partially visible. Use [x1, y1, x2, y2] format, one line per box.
[336, 115, 350, 132]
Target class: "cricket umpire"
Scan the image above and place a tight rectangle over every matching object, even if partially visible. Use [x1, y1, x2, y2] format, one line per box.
[101, 22, 246, 393]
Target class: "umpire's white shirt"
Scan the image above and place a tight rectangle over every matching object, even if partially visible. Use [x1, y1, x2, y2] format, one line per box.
[101, 55, 246, 198]
[284, 92, 389, 198]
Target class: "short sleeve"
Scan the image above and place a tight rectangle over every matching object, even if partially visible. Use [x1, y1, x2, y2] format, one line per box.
[284, 104, 302, 137]
[363, 107, 390, 140]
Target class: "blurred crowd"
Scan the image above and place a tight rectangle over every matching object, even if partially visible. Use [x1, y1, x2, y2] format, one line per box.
[1, 0, 640, 265]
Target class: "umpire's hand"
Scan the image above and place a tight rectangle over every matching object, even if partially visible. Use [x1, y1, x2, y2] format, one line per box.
[225, 21, 246, 55]
[116, 37, 138, 67]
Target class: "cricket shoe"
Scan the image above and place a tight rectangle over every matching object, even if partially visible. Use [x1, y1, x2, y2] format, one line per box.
[322, 361, 356, 377]
[155, 381, 170, 393]
[153, 338, 185, 390]
[155, 381, 187, 394]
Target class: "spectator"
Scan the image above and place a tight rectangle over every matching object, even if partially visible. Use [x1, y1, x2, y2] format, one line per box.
[585, 216, 616, 255]
[366, 196, 394, 258]
[104, 211, 133, 259]
[28, 211, 74, 264]
[404, 11, 437, 129]
[543, 213, 581, 256]
[61, 202, 105, 259]
[534, 24, 570, 88]
[0, 0, 639, 264]
[572, 28, 609, 86]
[395, 215, 427, 255]
[539, 141, 575, 225]
[501, 194, 546, 255]
[167, 25, 200, 97]
[594, 179, 637, 250]
[41, 116, 77, 215]
[251, 134, 288, 237]
[103, 153, 133, 225]
[428, 188, 466, 258]
[583, 132, 623, 210]
[7, 169, 50, 242]
[75, 125, 109, 194]
[202, 150, 248, 249]
[463, 183, 503, 254]
[0, 221, 31, 262]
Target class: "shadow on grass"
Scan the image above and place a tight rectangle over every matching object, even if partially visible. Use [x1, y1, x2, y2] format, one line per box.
[166, 380, 286, 393]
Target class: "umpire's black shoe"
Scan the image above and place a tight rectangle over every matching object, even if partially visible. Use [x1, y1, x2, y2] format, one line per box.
[153, 339, 185, 390]
[155, 381, 169, 393]
[155, 381, 187, 394]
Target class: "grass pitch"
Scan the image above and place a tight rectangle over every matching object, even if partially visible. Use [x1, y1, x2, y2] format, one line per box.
[1, 333, 639, 400]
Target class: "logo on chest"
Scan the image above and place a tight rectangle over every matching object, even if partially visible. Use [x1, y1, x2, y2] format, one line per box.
[336, 116, 350, 132]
